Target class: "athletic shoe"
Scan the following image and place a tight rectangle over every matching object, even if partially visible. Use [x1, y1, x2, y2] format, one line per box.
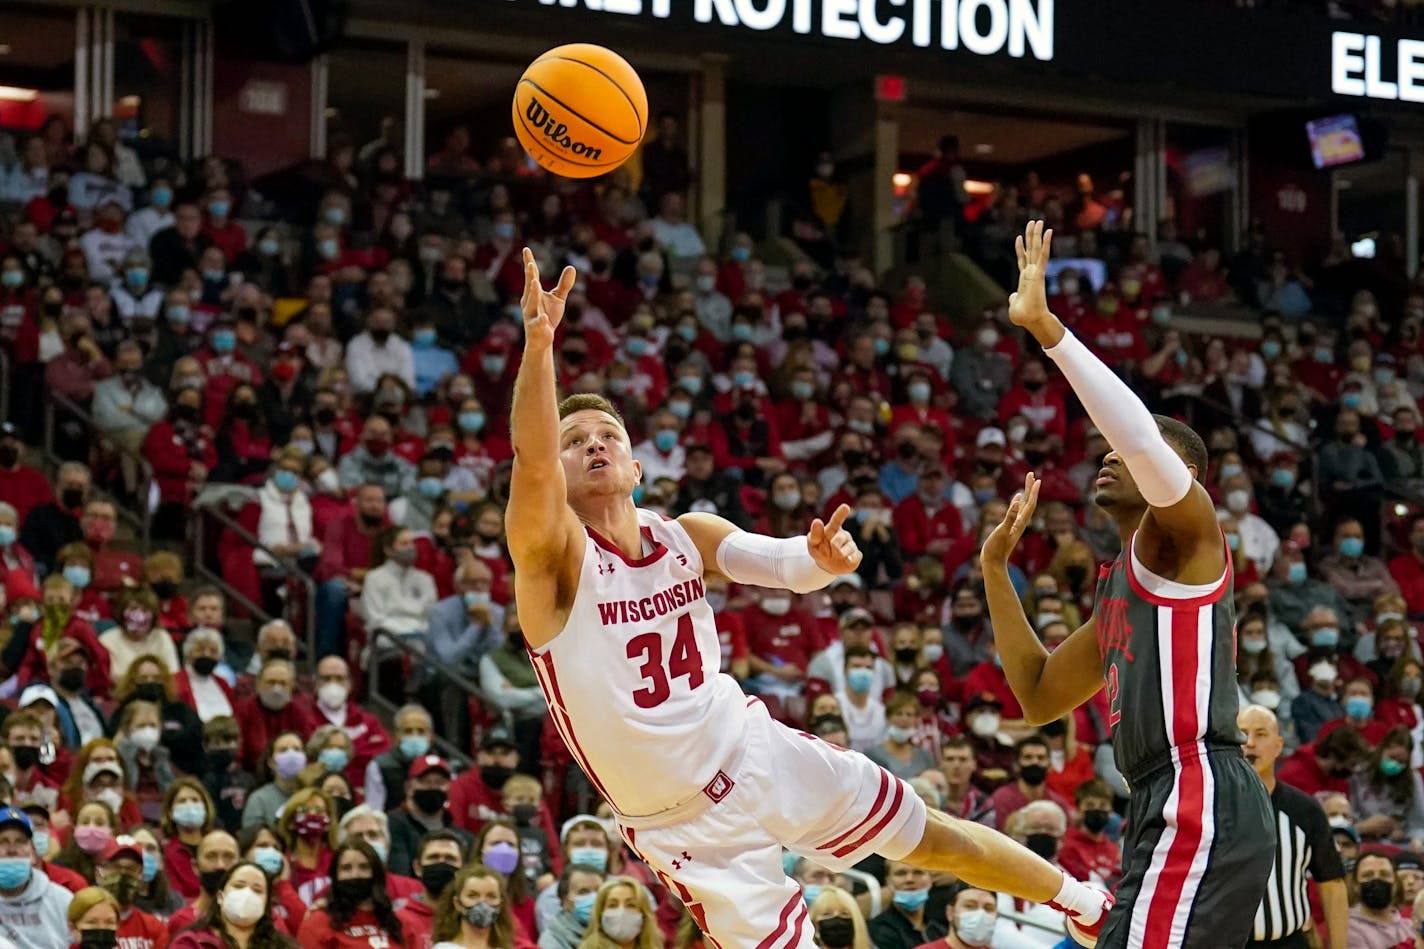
[1062, 892, 1113, 948]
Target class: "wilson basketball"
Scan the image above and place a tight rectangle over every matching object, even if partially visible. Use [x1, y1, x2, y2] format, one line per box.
[513, 44, 648, 179]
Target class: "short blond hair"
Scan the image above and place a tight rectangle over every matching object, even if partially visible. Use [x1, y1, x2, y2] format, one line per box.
[502, 774, 542, 800]
[558, 394, 625, 429]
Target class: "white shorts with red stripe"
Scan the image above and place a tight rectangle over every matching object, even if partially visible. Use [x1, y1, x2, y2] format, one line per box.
[616, 699, 926, 949]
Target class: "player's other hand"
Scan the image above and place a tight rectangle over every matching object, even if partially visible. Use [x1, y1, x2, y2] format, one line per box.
[1008, 220, 1055, 332]
[520, 247, 576, 352]
[982, 473, 1040, 566]
[808, 504, 863, 575]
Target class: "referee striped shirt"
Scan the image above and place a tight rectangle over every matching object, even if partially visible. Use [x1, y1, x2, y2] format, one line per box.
[1252, 780, 1345, 941]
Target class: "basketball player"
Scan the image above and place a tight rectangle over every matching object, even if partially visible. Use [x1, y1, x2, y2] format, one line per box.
[982, 221, 1274, 949]
[507, 248, 1110, 949]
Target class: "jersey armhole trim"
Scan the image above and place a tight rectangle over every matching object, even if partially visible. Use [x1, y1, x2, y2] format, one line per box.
[1125, 531, 1232, 608]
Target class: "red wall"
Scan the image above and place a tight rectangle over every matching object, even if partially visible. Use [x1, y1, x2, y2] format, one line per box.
[212, 55, 312, 177]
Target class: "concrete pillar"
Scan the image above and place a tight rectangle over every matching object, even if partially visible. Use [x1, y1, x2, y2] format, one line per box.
[697, 54, 727, 251]
[872, 105, 898, 275]
[405, 40, 426, 181]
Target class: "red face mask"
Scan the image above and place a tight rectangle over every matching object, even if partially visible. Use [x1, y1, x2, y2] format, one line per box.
[272, 361, 298, 382]
[364, 438, 390, 458]
[84, 521, 114, 545]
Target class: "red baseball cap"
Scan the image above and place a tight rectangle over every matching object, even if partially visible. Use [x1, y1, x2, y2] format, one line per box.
[99, 834, 144, 865]
[407, 755, 452, 781]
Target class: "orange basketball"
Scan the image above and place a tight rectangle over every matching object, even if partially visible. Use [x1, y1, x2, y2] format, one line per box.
[512, 44, 648, 179]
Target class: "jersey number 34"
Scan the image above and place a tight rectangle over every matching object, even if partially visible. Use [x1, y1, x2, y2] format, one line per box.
[627, 614, 705, 709]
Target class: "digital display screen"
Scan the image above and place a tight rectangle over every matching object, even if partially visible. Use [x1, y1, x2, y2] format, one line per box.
[1307, 114, 1366, 169]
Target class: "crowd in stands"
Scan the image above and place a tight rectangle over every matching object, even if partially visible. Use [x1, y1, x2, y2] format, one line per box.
[1, 94, 1424, 949]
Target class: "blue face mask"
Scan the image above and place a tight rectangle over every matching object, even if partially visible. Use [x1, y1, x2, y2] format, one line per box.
[654, 430, 678, 453]
[873, 338, 891, 357]
[631, 485, 645, 504]
[418, 477, 445, 500]
[668, 401, 691, 420]
[781, 851, 799, 877]
[251, 846, 284, 877]
[258, 238, 281, 257]
[1174, 348, 1189, 367]
[908, 382, 931, 404]
[273, 470, 299, 493]
[677, 325, 698, 343]
[0, 526, 15, 548]
[1375, 368, 1395, 386]
[731, 246, 751, 262]
[203, 268, 226, 283]
[369, 839, 388, 864]
[1261, 340, 1282, 359]
[0, 858, 32, 890]
[1, 271, 24, 289]
[626, 337, 649, 356]
[399, 735, 430, 760]
[1342, 392, 1363, 410]
[1339, 537, 1364, 558]
[493, 222, 516, 241]
[892, 888, 930, 912]
[1219, 463, 1243, 479]
[1287, 562, 1308, 586]
[567, 847, 608, 872]
[323, 207, 347, 226]
[733, 370, 755, 388]
[1315, 346, 1334, 364]
[573, 891, 597, 926]
[790, 381, 815, 401]
[64, 564, 91, 589]
[167, 305, 191, 326]
[1382, 757, 1407, 777]
[482, 355, 507, 376]
[212, 330, 236, 354]
[1346, 695, 1373, 721]
[141, 850, 159, 882]
[463, 591, 491, 610]
[1270, 468, 1295, 489]
[1225, 532, 1240, 551]
[318, 748, 350, 772]
[125, 268, 149, 287]
[846, 667, 874, 694]
[413, 329, 437, 349]
[731, 324, 753, 342]
[150, 186, 173, 209]
[1311, 626, 1340, 649]
[802, 884, 822, 906]
[459, 411, 486, 433]
[318, 238, 340, 260]
[208, 200, 230, 218]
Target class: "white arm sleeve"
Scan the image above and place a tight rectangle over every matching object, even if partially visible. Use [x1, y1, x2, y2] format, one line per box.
[1043, 329, 1194, 509]
[715, 531, 839, 594]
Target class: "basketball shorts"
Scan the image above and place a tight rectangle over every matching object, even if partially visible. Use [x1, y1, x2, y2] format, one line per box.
[1099, 743, 1275, 949]
[617, 698, 927, 949]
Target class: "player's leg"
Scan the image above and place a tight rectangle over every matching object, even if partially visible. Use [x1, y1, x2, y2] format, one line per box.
[617, 816, 816, 949]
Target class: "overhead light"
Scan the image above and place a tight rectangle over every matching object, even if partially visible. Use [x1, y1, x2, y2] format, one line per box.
[0, 45, 11, 55]
[892, 172, 913, 188]
[423, 88, 441, 99]
[0, 86, 38, 102]
[974, 143, 994, 155]
[118, 95, 140, 108]
[964, 179, 995, 195]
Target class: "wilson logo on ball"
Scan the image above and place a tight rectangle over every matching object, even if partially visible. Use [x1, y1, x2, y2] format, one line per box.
[524, 97, 604, 161]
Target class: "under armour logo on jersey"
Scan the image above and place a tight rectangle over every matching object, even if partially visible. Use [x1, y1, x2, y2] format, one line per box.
[671, 851, 692, 870]
[599, 561, 616, 575]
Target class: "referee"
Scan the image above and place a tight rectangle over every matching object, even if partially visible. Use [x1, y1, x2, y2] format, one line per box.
[1239, 704, 1348, 949]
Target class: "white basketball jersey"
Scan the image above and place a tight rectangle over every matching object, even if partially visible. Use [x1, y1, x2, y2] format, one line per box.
[530, 508, 749, 818]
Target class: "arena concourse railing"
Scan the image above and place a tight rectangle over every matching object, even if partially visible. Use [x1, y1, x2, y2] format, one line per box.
[366, 627, 482, 768]
[42, 391, 154, 551]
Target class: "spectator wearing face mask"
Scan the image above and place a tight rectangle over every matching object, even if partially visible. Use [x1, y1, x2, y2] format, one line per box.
[833, 643, 888, 753]
[938, 737, 995, 827]
[194, 319, 263, 429]
[233, 660, 316, 775]
[1056, 780, 1120, 890]
[913, 881, 1020, 949]
[1347, 851, 1413, 948]
[948, 320, 1014, 422]
[1357, 617, 1417, 686]
[109, 656, 205, 782]
[1317, 519, 1399, 629]
[314, 484, 391, 659]
[741, 588, 817, 709]
[301, 656, 391, 787]
[1376, 656, 1424, 767]
[0, 806, 73, 949]
[359, 526, 438, 646]
[869, 862, 942, 949]
[47, 637, 108, 747]
[1349, 726, 1424, 848]
[865, 693, 936, 782]
[1389, 515, 1424, 617]
[338, 417, 416, 499]
[987, 737, 1072, 833]
[97, 588, 177, 681]
[1269, 557, 1353, 652]
[18, 462, 89, 573]
[539, 864, 604, 949]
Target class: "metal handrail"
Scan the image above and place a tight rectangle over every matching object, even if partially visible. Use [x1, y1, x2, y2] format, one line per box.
[191, 500, 318, 666]
[42, 390, 154, 551]
[367, 627, 480, 768]
[0, 346, 10, 426]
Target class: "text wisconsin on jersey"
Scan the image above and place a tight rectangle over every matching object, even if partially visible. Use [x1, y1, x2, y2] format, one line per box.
[597, 578, 707, 625]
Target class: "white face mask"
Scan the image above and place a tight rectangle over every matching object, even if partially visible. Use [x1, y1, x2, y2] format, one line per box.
[601, 908, 644, 943]
[954, 907, 996, 947]
[317, 682, 349, 710]
[970, 713, 1001, 738]
[130, 726, 161, 751]
[1250, 689, 1281, 710]
[220, 886, 265, 926]
[1225, 490, 1251, 514]
[922, 643, 944, 663]
[761, 596, 791, 617]
[315, 469, 341, 493]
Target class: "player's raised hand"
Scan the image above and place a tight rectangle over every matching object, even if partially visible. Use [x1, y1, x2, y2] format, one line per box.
[1008, 220, 1054, 331]
[520, 247, 576, 352]
[807, 504, 864, 575]
[982, 473, 1040, 566]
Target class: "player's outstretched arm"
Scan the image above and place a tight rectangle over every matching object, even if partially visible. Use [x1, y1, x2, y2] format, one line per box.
[1008, 221, 1221, 572]
[982, 475, 1104, 724]
[679, 505, 860, 591]
[507, 249, 585, 643]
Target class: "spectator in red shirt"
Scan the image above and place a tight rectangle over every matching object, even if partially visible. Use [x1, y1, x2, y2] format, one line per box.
[997, 358, 1067, 442]
[298, 657, 391, 787]
[18, 461, 88, 574]
[232, 659, 317, 772]
[200, 188, 247, 262]
[1075, 289, 1148, 366]
[0, 422, 52, 524]
[1178, 247, 1235, 304]
[1316, 677, 1390, 746]
[834, 332, 893, 404]
[314, 484, 390, 660]
[742, 587, 818, 707]
[709, 384, 783, 488]
[297, 841, 420, 949]
[988, 736, 1074, 831]
[1388, 515, 1424, 617]
[1277, 727, 1371, 798]
[446, 730, 552, 845]
[893, 464, 964, 559]
[97, 834, 169, 949]
[195, 321, 264, 429]
[1056, 780, 1121, 888]
[168, 861, 288, 949]
[8, 574, 112, 697]
[75, 498, 140, 594]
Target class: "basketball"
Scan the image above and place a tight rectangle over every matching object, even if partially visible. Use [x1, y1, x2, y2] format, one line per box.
[512, 44, 648, 179]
